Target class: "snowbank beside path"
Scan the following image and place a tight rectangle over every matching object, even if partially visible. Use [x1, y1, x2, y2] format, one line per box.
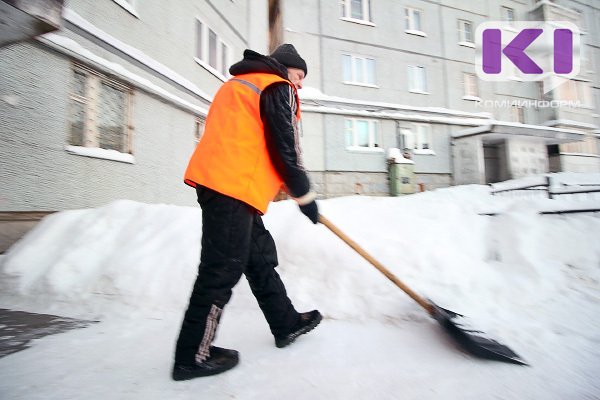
[1, 186, 599, 332]
[0, 185, 599, 399]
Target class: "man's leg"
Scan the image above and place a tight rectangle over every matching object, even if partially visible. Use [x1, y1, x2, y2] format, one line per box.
[244, 214, 322, 347]
[244, 214, 300, 338]
[174, 187, 253, 370]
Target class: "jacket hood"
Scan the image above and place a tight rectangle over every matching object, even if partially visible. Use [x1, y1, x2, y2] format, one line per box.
[228, 49, 289, 80]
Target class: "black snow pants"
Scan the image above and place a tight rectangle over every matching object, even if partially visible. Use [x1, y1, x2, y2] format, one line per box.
[174, 186, 300, 365]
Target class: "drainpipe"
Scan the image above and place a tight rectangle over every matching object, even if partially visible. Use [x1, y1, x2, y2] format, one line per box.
[318, 1, 328, 197]
[437, 2, 454, 186]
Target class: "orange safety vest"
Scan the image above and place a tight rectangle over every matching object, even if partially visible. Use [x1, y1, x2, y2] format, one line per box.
[184, 72, 301, 214]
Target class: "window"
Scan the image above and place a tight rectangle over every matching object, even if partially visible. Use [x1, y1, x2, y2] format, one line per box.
[340, 0, 371, 22]
[405, 7, 425, 35]
[194, 117, 205, 144]
[196, 19, 230, 79]
[342, 54, 376, 86]
[502, 7, 515, 26]
[458, 20, 474, 44]
[511, 105, 524, 123]
[68, 64, 132, 154]
[463, 73, 479, 98]
[562, 136, 597, 155]
[400, 124, 433, 153]
[557, 80, 593, 106]
[345, 119, 380, 150]
[408, 65, 427, 93]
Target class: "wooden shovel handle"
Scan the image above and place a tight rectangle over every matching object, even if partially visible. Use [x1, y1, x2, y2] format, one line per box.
[318, 215, 434, 315]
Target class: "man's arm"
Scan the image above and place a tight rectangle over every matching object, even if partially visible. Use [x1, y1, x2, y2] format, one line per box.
[260, 82, 316, 203]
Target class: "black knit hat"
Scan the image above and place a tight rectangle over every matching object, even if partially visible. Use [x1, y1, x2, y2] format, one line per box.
[270, 44, 307, 76]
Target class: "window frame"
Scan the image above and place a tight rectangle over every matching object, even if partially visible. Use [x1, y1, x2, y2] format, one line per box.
[557, 79, 593, 107]
[462, 72, 480, 100]
[195, 18, 231, 81]
[405, 7, 426, 37]
[408, 65, 428, 94]
[340, 0, 373, 25]
[401, 123, 434, 154]
[68, 63, 133, 157]
[194, 117, 206, 144]
[458, 19, 474, 47]
[342, 53, 377, 87]
[344, 118, 382, 152]
[511, 105, 525, 123]
[502, 6, 515, 26]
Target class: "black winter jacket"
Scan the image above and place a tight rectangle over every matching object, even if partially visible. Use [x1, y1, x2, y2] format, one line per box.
[229, 50, 311, 200]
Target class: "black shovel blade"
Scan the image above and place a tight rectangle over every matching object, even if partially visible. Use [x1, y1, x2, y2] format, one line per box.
[430, 302, 528, 366]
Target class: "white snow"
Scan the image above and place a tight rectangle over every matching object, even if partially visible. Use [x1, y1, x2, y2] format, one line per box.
[62, 8, 213, 103]
[39, 33, 209, 117]
[300, 105, 491, 126]
[0, 184, 599, 399]
[298, 87, 492, 119]
[110, 0, 140, 18]
[543, 120, 599, 130]
[453, 121, 587, 138]
[387, 148, 414, 164]
[65, 145, 136, 164]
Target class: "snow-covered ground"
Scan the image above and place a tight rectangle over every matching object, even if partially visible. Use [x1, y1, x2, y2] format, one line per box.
[0, 184, 599, 399]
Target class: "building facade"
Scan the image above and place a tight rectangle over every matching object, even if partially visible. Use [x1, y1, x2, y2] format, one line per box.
[276, 0, 599, 196]
[1, 0, 268, 213]
[1, 0, 599, 216]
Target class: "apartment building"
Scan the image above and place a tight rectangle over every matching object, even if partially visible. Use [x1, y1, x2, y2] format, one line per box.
[274, 0, 599, 195]
[0, 0, 268, 213]
[1, 0, 598, 216]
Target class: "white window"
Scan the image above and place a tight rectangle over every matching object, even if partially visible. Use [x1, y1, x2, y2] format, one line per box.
[340, 0, 371, 22]
[405, 7, 425, 36]
[502, 7, 515, 26]
[511, 105, 525, 123]
[194, 117, 205, 144]
[196, 19, 230, 79]
[345, 119, 380, 150]
[458, 20, 474, 43]
[463, 73, 479, 98]
[408, 65, 427, 93]
[68, 64, 132, 154]
[342, 54, 376, 86]
[401, 124, 433, 154]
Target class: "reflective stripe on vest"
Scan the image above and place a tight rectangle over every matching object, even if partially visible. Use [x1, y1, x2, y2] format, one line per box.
[183, 72, 301, 214]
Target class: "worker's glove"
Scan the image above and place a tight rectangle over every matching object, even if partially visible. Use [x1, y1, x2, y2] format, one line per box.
[299, 200, 319, 224]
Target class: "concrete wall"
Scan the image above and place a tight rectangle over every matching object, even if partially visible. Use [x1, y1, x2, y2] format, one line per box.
[453, 136, 485, 185]
[505, 138, 549, 179]
[1, 0, 270, 213]
[0, 43, 199, 211]
[308, 171, 388, 198]
[561, 154, 600, 173]
[65, 0, 266, 95]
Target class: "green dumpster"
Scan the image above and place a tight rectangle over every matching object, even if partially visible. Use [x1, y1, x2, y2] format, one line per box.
[388, 148, 416, 196]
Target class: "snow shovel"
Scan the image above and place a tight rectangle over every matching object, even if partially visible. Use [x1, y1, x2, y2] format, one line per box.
[318, 215, 527, 366]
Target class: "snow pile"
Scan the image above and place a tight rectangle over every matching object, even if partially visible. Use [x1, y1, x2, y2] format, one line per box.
[1, 186, 598, 328]
[0, 184, 599, 399]
[0, 200, 202, 318]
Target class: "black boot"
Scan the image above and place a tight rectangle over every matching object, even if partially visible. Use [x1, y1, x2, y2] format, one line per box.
[275, 310, 322, 348]
[172, 346, 239, 381]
